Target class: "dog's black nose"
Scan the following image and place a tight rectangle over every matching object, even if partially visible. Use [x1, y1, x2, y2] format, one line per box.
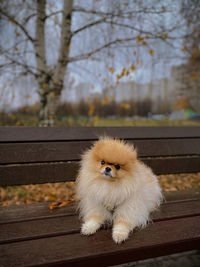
[105, 166, 111, 172]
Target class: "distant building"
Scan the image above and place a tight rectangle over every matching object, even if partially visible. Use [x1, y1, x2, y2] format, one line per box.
[74, 82, 101, 102]
[67, 63, 199, 113]
[103, 78, 174, 113]
[170, 64, 200, 112]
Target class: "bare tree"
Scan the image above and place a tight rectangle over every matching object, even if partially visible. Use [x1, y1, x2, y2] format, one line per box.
[1, 0, 73, 125]
[0, 0, 195, 125]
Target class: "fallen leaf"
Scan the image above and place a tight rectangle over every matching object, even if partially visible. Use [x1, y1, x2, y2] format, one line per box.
[48, 199, 75, 210]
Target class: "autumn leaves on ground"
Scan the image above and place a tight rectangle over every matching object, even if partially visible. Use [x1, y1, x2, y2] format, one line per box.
[0, 173, 200, 207]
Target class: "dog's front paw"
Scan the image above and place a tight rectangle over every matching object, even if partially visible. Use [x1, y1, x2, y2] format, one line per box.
[81, 220, 101, 235]
[112, 224, 130, 244]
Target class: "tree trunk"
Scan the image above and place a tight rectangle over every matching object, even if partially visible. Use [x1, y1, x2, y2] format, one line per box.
[35, 0, 73, 126]
[38, 87, 61, 127]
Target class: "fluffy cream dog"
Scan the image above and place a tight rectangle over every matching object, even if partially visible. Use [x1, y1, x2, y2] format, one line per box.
[76, 137, 162, 244]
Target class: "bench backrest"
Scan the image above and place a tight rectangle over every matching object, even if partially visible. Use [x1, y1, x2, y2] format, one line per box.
[0, 126, 200, 186]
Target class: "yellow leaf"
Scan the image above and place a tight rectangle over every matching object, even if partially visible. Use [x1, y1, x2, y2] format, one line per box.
[136, 35, 144, 43]
[130, 64, 136, 71]
[170, 187, 177, 191]
[48, 200, 75, 210]
[116, 74, 121, 80]
[104, 97, 109, 103]
[149, 49, 154, 55]
[163, 34, 168, 40]
[88, 104, 95, 116]
[94, 115, 99, 121]
[108, 67, 115, 74]
[121, 68, 126, 76]
[133, 50, 136, 56]
[142, 41, 147, 46]
[120, 102, 130, 110]
[172, 97, 190, 110]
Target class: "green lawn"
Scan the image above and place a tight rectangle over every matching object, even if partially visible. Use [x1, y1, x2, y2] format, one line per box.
[1, 113, 200, 127]
[55, 116, 200, 127]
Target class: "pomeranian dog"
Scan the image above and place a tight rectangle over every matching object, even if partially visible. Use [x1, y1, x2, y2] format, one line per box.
[76, 137, 162, 244]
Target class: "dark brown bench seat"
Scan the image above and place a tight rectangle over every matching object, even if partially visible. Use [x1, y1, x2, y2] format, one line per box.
[0, 126, 200, 266]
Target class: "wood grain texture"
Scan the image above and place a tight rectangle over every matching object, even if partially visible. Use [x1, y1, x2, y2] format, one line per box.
[0, 199, 200, 245]
[1, 156, 200, 186]
[1, 190, 199, 225]
[0, 216, 200, 267]
[1, 126, 200, 142]
[0, 161, 78, 186]
[1, 126, 200, 185]
[1, 138, 200, 164]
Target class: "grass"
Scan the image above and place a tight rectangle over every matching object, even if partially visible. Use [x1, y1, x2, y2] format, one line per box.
[91, 118, 200, 126]
[1, 112, 200, 127]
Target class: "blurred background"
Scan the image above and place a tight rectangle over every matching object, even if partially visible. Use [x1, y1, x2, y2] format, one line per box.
[0, 0, 200, 206]
[0, 0, 200, 127]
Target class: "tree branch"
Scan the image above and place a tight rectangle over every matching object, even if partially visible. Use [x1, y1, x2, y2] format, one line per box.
[72, 18, 106, 36]
[72, 6, 173, 17]
[44, 10, 62, 20]
[4, 54, 38, 77]
[69, 37, 138, 62]
[0, 8, 34, 43]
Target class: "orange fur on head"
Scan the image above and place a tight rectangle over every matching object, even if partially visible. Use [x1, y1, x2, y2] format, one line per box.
[90, 137, 137, 179]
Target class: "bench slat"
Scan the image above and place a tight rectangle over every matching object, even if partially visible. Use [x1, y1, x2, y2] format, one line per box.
[1, 126, 200, 142]
[0, 199, 200, 245]
[0, 215, 200, 267]
[1, 190, 199, 224]
[1, 138, 200, 164]
[1, 156, 200, 186]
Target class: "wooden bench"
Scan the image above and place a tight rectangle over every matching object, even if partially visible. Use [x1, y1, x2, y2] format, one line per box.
[0, 126, 200, 267]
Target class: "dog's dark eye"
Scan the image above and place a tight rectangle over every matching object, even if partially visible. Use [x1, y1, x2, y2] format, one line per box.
[101, 160, 105, 165]
[115, 164, 120, 170]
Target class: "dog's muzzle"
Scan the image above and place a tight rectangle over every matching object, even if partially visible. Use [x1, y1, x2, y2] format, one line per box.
[102, 166, 113, 177]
